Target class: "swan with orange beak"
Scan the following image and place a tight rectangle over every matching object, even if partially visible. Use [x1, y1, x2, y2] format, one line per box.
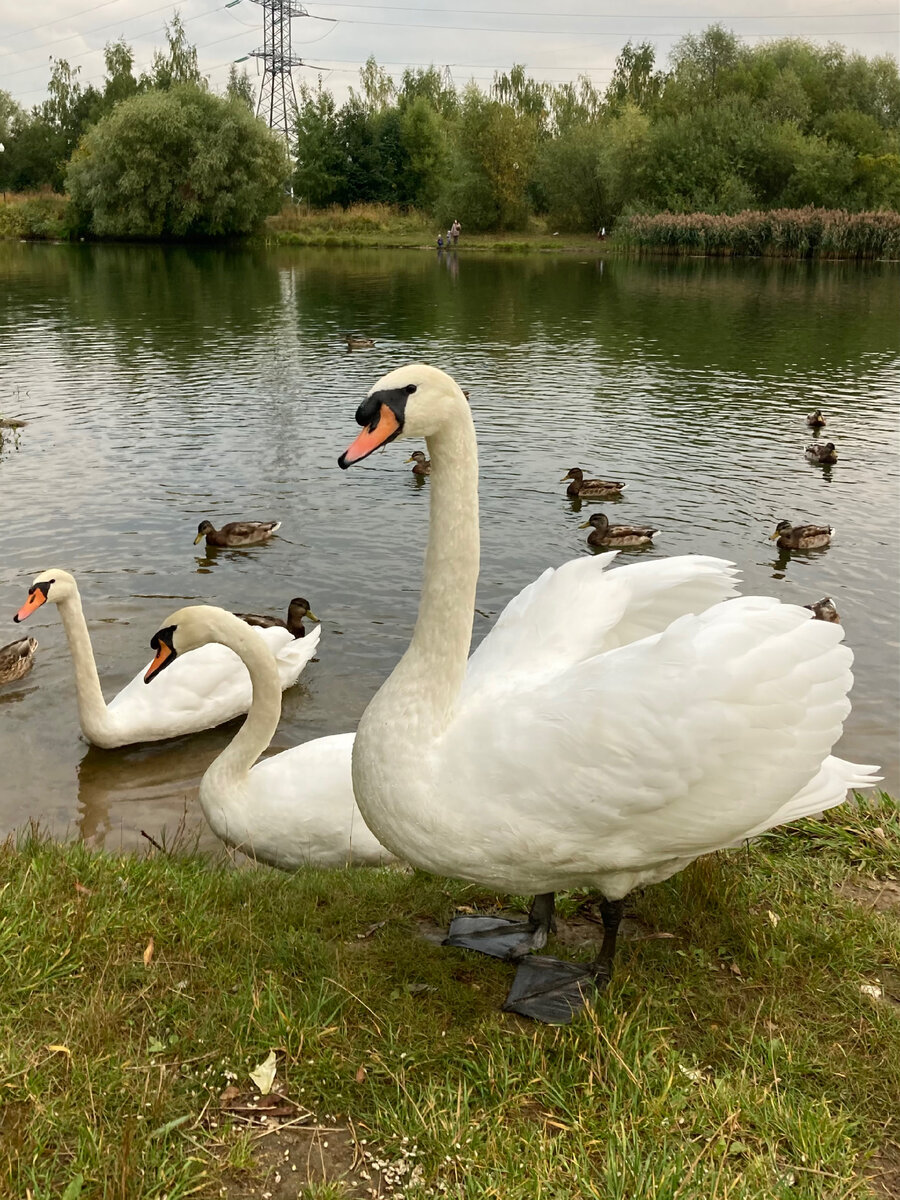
[336, 364, 877, 1025]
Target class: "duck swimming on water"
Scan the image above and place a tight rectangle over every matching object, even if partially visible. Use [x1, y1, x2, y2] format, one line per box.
[560, 467, 626, 499]
[195, 520, 281, 548]
[581, 512, 659, 548]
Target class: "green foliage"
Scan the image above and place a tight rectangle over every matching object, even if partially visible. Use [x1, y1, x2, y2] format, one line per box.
[66, 85, 288, 239]
[4, 23, 900, 239]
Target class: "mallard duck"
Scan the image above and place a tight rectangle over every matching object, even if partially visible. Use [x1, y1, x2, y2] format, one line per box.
[560, 468, 626, 499]
[0, 636, 38, 686]
[580, 512, 658, 547]
[406, 450, 431, 476]
[13, 569, 318, 748]
[344, 333, 375, 350]
[194, 520, 281, 548]
[144, 607, 392, 869]
[805, 597, 840, 623]
[0, 417, 27, 429]
[806, 442, 838, 465]
[235, 597, 318, 638]
[806, 410, 826, 428]
[770, 520, 833, 550]
[336, 364, 877, 1024]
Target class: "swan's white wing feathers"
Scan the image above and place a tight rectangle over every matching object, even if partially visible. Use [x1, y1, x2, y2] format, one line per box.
[107, 624, 321, 741]
[199, 732, 394, 869]
[442, 599, 870, 880]
[461, 554, 740, 704]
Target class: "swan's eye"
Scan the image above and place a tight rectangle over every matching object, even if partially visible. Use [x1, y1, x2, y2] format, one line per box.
[405, 384, 417, 394]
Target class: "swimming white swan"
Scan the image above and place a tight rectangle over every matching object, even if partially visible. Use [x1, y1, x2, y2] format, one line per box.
[144, 605, 392, 868]
[13, 569, 319, 750]
[338, 364, 879, 1024]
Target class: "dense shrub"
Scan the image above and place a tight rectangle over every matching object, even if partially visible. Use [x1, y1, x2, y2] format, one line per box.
[66, 85, 288, 239]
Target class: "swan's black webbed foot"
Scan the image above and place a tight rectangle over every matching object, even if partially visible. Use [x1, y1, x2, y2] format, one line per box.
[502, 956, 606, 1024]
[502, 897, 625, 1025]
[443, 892, 555, 961]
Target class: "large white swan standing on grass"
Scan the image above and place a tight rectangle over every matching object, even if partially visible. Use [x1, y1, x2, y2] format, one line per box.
[338, 364, 879, 1024]
[13, 569, 319, 749]
[143, 605, 392, 867]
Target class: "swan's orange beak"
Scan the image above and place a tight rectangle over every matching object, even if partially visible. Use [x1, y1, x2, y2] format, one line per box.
[144, 640, 175, 683]
[339, 404, 401, 468]
[14, 587, 47, 623]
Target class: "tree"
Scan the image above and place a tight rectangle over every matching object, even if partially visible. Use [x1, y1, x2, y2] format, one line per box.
[607, 43, 662, 113]
[293, 81, 345, 206]
[226, 65, 255, 111]
[67, 85, 288, 238]
[146, 15, 203, 91]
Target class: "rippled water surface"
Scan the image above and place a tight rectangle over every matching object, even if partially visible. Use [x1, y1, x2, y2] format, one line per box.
[0, 242, 897, 848]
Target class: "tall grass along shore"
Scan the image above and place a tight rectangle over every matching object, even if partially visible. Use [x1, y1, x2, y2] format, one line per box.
[616, 208, 900, 260]
[0, 794, 897, 1199]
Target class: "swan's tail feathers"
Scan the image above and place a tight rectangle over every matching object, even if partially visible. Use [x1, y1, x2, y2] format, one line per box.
[742, 756, 883, 840]
[277, 621, 321, 686]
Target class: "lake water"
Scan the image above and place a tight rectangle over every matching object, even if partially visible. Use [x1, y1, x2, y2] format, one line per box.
[0, 242, 897, 851]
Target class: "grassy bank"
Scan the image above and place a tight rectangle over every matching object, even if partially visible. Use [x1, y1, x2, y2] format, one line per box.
[616, 208, 900, 259]
[0, 794, 898, 1199]
[263, 203, 605, 254]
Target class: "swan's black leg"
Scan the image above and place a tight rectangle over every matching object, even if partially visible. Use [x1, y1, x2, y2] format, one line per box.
[502, 897, 625, 1025]
[443, 892, 556, 961]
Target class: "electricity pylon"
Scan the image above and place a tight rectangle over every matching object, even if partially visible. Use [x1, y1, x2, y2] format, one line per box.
[249, 0, 306, 148]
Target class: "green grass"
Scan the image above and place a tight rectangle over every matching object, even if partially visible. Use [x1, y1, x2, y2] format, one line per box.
[1, 795, 898, 1199]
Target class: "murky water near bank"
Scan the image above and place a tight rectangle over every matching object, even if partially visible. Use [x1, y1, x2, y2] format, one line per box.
[0, 242, 897, 850]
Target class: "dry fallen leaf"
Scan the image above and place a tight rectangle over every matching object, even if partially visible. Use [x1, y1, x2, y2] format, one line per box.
[766, 910, 780, 928]
[249, 1050, 278, 1095]
[860, 983, 884, 1001]
[46, 1044, 71, 1057]
[355, 1065, 367, 1083]
[143, 938, 154, 967]
[357, 921, 387, 940]
[729, 962, 742, 977]
[74, 882, 92, 897]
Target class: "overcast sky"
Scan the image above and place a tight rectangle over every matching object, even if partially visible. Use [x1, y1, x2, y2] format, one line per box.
[1, 0, 897, 111]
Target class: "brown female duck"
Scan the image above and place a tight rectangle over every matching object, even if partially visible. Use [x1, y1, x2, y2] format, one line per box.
[194, 520, 281, 548]
[581, 512, 659, 547]
[805, 442, 837, 465]
[806, 410, 826, 428]
[805, 597, 840, 623]
[561, 467, 627, 499]
[406, 450, 431, 476]
[770, 520, 833, 550]
[0, 636, 38, 686]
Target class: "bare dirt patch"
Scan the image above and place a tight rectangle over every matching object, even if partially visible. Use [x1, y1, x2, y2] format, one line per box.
[865, 1142, 900, 1198]
[839, 877, 900, 915]
[218, 1119, 426, 1199]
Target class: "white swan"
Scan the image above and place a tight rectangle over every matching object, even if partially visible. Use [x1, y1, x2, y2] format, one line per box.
[144, 605, 393, 867]
[338, 365, 880, 1024]
[13, 569, 319, 750]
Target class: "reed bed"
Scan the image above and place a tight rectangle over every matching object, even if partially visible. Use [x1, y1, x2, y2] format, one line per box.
[616, 207, 900, 259]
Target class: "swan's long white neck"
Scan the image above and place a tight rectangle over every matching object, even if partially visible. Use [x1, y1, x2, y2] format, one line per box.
[366, 404, 480, 734]
[56, 591, 111, 742]
[199, 613, 281, 809]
